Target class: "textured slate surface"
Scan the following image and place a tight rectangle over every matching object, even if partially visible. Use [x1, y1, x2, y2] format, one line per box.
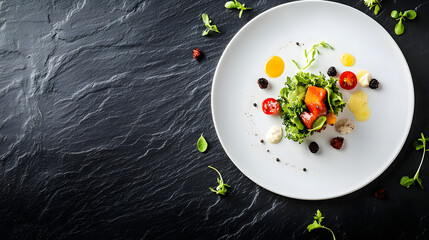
[0, 0, 428, 239]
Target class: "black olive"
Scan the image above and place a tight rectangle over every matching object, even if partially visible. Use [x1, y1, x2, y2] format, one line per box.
[309, 141, 319, 153]
[257, 78, 269, 89]
[369, 79, 379, 89]
[327, 66, 337, 77]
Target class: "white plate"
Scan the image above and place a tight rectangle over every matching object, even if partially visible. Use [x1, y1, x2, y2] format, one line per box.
[211, 0, 414, 200]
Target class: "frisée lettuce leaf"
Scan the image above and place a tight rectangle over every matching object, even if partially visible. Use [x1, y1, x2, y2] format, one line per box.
[277, 72, 346, 143]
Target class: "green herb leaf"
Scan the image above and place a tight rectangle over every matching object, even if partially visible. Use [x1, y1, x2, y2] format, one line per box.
[374, 4, 380, 15]
[391, 10, 399, 19]
[201, 13, 220, 36]
[208, 166, 231, 195]
[400, 176, 415, 188]
[225, 0, 251, 18]
[310, 116, 327, 131]
[395, 19, 405, 35]
[225, 1, 237, 9]
[307, 210, 336, 240]
[404, 10, 417, 20]
[202, 13, 210, 25]
[416, 176, 424, 189]
[197, 133, 208, 152]
[364, 0, 382, 15]
[307, 220, 320, 232]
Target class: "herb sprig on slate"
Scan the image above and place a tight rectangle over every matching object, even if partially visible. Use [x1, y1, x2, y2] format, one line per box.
[364, 0, 382, 15]
[307, 210, 336, 240]
[400, 133, 428, 189]
[391, 10, 417, 35]
[225, 0, 251, 18]
[208, 166, 231, 195]
[201, 13, 220, 36]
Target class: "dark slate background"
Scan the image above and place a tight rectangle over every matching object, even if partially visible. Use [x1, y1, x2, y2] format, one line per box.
[0, 0, 427, 239]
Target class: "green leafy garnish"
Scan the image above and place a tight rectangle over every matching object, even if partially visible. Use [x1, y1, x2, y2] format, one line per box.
[364, 0, 382, 15]
[201, 13, 220, 36]
[292, 41, 333, 71]
[208, 166, 231, 195]
[197, 133, 208, 152]
[400, 133, 428, 189]
[277, 72, 345, 143]
[307, 210, 336, 240]
[225, 0, 251, 18]
[309, 116, 327, 132]
[391, 10, 417, 35]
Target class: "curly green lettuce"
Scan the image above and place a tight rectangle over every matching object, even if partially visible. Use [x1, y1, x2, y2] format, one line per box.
[277, 72, 346, 143]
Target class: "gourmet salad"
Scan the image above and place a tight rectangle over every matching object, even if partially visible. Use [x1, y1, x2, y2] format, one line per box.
[277, 72, 346, 143]
[258, 41, 380, 150]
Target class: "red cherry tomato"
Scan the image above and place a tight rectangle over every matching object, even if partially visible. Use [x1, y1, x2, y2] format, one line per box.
[339, 71, 358, 90]
[262, 98, 280, 115]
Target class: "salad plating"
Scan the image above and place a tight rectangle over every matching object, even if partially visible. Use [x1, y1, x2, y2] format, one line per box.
[277, 72, 346, 143]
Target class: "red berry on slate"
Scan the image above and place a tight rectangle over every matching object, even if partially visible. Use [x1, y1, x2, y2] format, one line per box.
[193, 48, 201, 61]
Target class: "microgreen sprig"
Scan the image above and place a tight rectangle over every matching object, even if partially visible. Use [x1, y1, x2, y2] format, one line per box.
[307, 210, 336, 240]
[208, 166, 231, 195]
[391, 10, 417, 35]
[201, 13, 220, 36]
[364, 0, 382, 15]
[400, 133, 428, 189]
[225, 0, 251, 18]
[292, 41, 333, 71]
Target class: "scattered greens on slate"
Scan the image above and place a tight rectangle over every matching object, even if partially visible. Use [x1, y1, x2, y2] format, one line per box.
[292, 41, 333, 71]
[208, 166, 231, 195]
[201, 13, 220, 36]
[197, 133, 208, 152]
[225, 0, 251, 18]
[391, 10, 417, 35]
[400, 133, 428, 189]
[307, 210, 336, 240]
[364, 0, 382, 15]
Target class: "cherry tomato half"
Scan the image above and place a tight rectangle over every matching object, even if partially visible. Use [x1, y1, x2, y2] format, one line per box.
[262, 98, 280, 115]
[339, 71, 358, 90]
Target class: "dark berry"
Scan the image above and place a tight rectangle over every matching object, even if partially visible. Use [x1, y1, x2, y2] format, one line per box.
[327, 66, 337, 77]
[330, 137, 344, 150]
[375, 188, 387, 199]
[253, 103, 257, 107]
[296, 42, 300, 46]
[276, 158, 280, 162]
[303, 168, 307, 172]
[309, 142, 319, 153]
[369, 79, 379, 89]
[257, 78, 269, 89]
[193, 48, 201, 61]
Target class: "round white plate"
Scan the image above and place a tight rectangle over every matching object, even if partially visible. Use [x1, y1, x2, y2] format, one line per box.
[211, 0, 414, 200]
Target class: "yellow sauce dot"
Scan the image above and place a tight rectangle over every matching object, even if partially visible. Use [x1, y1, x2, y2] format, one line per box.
[265, 56, 284, 78]
[356, 70, 369, 80]
[348, 91, 371, 122]
[340, 53, 355, 67]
